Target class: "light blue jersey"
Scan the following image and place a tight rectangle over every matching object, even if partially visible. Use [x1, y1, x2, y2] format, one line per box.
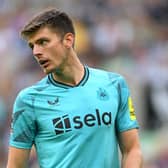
[10, 66, 139, 168]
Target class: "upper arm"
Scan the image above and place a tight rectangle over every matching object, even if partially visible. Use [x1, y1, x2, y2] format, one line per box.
[8, 91, 37, 167]
[119, 129, 141, 155]
[114, 76, 143, 167]
[118, 129, 143, 168]
[10, 91, 36, 149]
[115, 75, 139, 132]
[7, 146, 31, 168]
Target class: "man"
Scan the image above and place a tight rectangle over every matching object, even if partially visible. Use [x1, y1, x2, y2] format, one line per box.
[7, 8, 143, 168]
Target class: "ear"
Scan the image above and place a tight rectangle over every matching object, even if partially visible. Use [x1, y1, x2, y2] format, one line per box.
[63, 33, 75, 49]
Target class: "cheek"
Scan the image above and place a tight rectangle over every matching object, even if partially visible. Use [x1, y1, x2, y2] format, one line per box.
[49, 48, 64, 64]
[47, 48, 58, 58]
[53, 46, 65, 58]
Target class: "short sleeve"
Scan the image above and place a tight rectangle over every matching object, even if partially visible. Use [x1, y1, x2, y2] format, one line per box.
[116, 76, 139, 133]
[9, 90, 37, 149]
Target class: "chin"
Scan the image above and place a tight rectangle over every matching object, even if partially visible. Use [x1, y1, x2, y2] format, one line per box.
[43, 69, 51, 74]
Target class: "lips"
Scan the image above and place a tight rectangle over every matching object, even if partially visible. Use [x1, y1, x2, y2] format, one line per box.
[39, 60, 47, 65]
[38, 59, 49, 67]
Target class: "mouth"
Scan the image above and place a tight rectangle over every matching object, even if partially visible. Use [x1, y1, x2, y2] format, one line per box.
[38, 60, 49, 68]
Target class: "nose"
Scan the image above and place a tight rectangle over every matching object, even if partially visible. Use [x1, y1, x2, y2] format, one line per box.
[33, 45, 42, 58]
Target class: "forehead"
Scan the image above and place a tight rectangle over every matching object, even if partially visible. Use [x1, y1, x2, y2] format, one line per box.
[27, 27, 59, 44]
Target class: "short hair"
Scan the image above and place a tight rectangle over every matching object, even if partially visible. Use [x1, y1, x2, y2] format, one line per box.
[21, 8, 75, 39]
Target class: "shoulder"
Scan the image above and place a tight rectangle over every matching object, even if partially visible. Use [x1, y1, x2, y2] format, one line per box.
[88, 66, 127, 85]
[15, 76, 49, 105]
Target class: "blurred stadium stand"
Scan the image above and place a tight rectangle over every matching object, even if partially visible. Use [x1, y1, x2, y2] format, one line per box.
[0, 0, 168, 167]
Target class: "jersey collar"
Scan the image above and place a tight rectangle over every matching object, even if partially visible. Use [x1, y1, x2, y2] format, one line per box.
[48, 66, 89, 89]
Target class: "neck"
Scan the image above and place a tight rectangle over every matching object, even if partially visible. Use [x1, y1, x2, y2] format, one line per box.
[52, 51, 84, 86]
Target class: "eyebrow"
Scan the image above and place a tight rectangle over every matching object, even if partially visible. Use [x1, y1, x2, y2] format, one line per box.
[36, 37, 49, 43]
[28, 37, 49, 48]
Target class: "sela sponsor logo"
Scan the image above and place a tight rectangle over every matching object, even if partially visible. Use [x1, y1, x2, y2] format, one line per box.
[52, 109, 112, 135]
[52, 114, 72, 135]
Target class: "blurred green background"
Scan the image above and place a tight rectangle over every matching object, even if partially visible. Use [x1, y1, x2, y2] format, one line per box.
[0, 0, 168, 167]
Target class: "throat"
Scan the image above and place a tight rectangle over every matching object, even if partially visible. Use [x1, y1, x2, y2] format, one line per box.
[52, 65, 85, 86]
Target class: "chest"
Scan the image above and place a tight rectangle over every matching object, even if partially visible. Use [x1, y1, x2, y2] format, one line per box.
[34, 85, 119, 138]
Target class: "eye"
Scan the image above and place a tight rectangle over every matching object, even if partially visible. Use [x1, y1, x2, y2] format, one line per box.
[38, 39, 49, 46]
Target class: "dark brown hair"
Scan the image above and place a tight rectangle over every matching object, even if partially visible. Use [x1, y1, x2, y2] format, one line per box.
[21, 8, 75, 39]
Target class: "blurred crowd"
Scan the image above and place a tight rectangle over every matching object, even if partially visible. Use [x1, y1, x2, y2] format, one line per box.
[0, 0, 168, 167]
